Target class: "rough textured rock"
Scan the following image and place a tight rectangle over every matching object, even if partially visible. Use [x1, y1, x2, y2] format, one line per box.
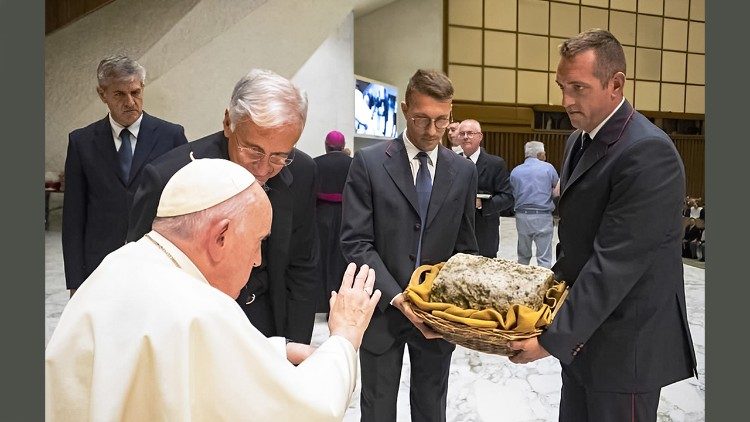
[430, 253, 554, 313]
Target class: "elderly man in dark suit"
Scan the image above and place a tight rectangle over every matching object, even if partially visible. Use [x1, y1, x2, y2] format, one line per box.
[127, 69, 319, 344]
[341, 69, 478, 422]
[458, 119, 514, 258]
[63, 55, 188, 297]
[509, 29, 697, 422]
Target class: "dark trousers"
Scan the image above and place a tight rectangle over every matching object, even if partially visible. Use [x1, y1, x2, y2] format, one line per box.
[359, 326, 454, 422]
[475, 214, 500, 258]
[237, 292, 275, 337]
[559, 366, 661, 422]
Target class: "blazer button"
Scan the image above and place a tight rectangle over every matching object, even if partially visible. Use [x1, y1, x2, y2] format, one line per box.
[414, 222, 421, 230]
[409, 254, 416, 261]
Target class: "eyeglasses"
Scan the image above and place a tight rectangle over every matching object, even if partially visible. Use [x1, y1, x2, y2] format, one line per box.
[409, 117, 451, 130]
[459, 131, 480, 139]
[236, 144, 295, 166]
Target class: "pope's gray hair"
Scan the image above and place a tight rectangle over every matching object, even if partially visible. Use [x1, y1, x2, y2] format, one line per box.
[525, 141, 545, 158]
[97, 55, 146, 87]
[228, 69, 308, 130]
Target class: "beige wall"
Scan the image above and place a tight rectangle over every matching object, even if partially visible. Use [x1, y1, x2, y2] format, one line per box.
[45, 0, 353, 172]
[445, 0, 705, 114]
[293, 13, 355, 158]
[354, 0, 443, 137]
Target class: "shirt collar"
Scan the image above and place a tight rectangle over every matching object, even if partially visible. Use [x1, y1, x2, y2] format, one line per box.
[402, 130, 438, 166]
[467, 148, 481, 164]
[585, 97, 625, 140]
[145, 230, 210, 286]
[109, 112, 143, 140]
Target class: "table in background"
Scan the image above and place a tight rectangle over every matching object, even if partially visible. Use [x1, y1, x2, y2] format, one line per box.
[45, 186, 63, 230]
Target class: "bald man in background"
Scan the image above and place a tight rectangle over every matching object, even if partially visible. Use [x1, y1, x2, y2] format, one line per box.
[458, 119, 514, 258]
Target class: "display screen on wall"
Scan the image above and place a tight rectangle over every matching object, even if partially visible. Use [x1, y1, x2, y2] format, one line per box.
[354, 75, 398, 139]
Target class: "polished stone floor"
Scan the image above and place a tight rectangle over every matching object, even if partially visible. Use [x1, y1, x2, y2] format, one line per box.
[45, 204, 705, 421]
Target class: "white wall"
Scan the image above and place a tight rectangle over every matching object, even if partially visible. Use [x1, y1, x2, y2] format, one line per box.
[292, 13, 355, 159]
[354, 0, 443, 135]
[45, 0, 353, 172]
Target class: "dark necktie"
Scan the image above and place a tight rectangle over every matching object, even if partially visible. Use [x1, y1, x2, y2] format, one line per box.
[568, 132, 592, 177]
[415, 152, 432, 220]
[118, 129, 133, 181]
[415, 152, 432, 267]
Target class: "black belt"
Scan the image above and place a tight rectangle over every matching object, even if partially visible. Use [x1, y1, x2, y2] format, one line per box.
[515, 209, 552, 214]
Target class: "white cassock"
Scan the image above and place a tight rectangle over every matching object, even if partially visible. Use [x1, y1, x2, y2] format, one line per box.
[46, 231, 358, 421]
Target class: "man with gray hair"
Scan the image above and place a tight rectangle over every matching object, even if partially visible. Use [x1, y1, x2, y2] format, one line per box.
[128, 69, 320, 345]
[63, 54, 188, 298]
[509, 140, 560, 268]
[47, 158, 381, 421]
[458, 118, 514, 258]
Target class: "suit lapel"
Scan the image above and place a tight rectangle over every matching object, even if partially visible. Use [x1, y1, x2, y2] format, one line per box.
[426, 146, 457, 226]
[266, 168, 293, 254]
[564, 134, 607, 193]
[561, 100, 635, 198]
[264, 169, 292, 323]
[559, 129, 582, 190]
[383, 137, 420, 216]
[128, 112, 158, 185]
[474, 149, 487, 179]
[92, 116, 124, 184]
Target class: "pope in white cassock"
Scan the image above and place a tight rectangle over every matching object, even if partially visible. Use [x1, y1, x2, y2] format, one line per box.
[45, 157, 381, 421]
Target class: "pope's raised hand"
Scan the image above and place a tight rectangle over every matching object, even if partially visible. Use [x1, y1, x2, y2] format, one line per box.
[328, 263, 381, 350]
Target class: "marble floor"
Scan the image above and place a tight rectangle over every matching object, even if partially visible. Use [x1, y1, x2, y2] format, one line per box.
[45, 205, 705, 421]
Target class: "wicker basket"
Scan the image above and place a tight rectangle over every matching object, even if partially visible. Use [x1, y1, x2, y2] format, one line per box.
[410, 295, 567, 355]
[406, 264, 569, 356]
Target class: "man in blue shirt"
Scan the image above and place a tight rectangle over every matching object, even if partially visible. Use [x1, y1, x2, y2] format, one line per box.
[509, 141, 560, 268]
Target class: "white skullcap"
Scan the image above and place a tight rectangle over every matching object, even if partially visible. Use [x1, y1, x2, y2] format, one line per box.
[156, 156, 256, 217]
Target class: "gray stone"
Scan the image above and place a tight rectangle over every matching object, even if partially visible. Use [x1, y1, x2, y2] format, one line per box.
[430, 253, 554, 313]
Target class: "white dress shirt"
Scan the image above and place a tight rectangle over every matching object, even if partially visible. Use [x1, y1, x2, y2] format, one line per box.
[402, 130, 437, 184]
[109, 113, 143, 153]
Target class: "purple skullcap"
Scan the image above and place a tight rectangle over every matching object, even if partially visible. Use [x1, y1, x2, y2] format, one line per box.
[325, 130, 346, 148]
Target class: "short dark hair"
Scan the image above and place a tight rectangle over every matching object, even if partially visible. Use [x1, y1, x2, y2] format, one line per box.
[405, 69, 454, 105]
[559, 29, 626, 88]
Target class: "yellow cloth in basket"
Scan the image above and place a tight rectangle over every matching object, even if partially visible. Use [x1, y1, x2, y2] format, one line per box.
[404, 262, 567, 332]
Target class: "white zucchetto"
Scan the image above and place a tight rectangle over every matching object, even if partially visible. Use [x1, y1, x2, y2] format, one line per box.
[156, 156, 256, 217]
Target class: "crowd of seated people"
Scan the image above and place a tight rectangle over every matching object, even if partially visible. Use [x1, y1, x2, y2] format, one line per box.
[682, 197, 705, 262]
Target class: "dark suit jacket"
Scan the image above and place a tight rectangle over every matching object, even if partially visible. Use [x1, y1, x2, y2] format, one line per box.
[684, 225, 702, 242]
[538, 100, 697, 392]
[62, 112, 187, 289]
[127, 132, 319, 343]
[473, 148, 514, 257]
[313, 151, 353, 312]
[341, 136, 479, 353]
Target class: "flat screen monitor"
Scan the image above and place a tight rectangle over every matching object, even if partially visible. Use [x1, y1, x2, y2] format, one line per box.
[354, 75, 398, 139]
